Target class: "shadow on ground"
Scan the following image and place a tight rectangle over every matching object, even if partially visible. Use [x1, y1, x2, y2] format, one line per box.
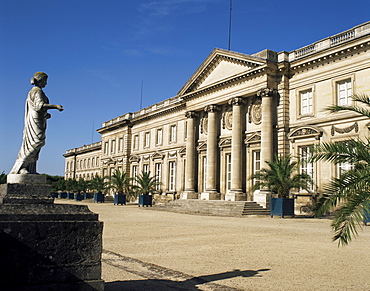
[105, 268, 270, 291]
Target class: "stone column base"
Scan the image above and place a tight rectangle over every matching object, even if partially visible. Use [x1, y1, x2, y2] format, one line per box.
[200, 192, 221, 200]
[181, 191, 198, 199]
[253, 190, 271, 208]
[225, 191, 247, 201]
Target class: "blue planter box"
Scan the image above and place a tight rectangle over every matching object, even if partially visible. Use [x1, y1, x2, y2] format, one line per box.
[138, 195, 152, 207]
[84, 193, 92, 199]
[114, 194, 127, 205]
[75, 193, 84, 201]
[59, 192, 67, 199]
[50, 193, 58, 198]
[364, 209, 370, 225]
[270, 197, 295, 218]
[67, 192, 75, 199]
[94, 193, 105, 203]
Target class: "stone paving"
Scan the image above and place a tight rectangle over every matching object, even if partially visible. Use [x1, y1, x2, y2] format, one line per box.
[56, 199, 370, 291]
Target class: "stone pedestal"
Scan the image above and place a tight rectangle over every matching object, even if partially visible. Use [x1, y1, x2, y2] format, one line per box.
[0, 175, 104, 290]
[225, 191, 247, 202]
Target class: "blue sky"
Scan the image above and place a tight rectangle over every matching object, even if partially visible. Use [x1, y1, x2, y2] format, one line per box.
[1, 0, 369, 176]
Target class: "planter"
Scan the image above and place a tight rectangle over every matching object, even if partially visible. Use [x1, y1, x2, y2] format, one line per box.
[364, 208, 370, 225]
[67, 192, 75, 199]
[50, 193, 58, 198]
[114, 194, 127, 205]
[84, 193, 92, 199]
[270, 197, 295, 218]
[94, 193, 105, 203]
[138, 195, 153, 207]
[75, 193, 84, 201]
[59, 192, 67, 199]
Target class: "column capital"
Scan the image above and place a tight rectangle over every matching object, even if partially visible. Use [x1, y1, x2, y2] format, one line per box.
[228, 97, 245, 106]
[204, 104, 220, 113]
[257, 88, 278, 97]
[185, 111, 198, 119]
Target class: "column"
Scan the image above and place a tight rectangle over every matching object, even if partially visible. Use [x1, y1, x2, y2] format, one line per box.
[201, 104, 220, 200]
[182, 111, 198, 199]
[254, 88, 277, 208]
[226, 97, 247, 201]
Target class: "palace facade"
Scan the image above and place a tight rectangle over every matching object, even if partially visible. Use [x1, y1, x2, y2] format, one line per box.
[64, 21, 370, 209]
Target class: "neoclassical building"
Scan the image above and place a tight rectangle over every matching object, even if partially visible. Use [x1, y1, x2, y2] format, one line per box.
[64, 21, 370, 208]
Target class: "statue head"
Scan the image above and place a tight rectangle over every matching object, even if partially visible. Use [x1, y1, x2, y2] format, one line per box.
[30, 72, 48, 86]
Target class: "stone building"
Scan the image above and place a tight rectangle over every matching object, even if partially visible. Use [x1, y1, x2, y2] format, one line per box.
[64, 21, 370, 208]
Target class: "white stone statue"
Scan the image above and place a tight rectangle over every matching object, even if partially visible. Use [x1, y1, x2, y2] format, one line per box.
[10, 72, 63, 175]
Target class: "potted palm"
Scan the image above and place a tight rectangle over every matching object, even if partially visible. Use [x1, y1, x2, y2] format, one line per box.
[74, 178, 87, 201]
[251, 154, 312, 218]
[90, 174, 109, 203]
[134, 171, 160, 207]
[109, 170, 132, 205]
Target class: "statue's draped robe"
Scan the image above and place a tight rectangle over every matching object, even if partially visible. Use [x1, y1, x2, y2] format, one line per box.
[11, 87, 50, 174]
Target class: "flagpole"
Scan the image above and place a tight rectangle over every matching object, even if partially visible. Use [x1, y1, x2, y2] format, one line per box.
[228, 0, 233, 51]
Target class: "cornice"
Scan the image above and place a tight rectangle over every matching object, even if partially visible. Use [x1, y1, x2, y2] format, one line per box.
[290, 38, 370, 74]
[130, 103, 186, 125]
[64, 142, 102, 157]
[97, 119, 130, 134]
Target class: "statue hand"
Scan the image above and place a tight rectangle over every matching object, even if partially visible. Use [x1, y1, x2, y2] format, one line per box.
[56, 105, 64, 112]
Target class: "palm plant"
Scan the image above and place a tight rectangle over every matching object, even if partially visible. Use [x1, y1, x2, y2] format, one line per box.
[109, 170, 132, 195]
[0, 171, 7, 184]
[312, 93, 370, 246]
[89, 174, 109, 194]
[133, 171, 160, 196]
[251, 154, 312, 198]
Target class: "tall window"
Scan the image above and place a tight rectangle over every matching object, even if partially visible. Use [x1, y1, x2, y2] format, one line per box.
[143, 164, 149, 173]
[155, 163, 162, 190]
[133, 135, 139, 150]
[132, 165, 138, 185]
[299, 146, 314, 190]
[169, 161, 176, 191]
[170, 125, 177, 143]
[226, 153, 232, 191]
[337, 79, 352, 106]
[156, 129, 163, 145]
[203, 156, 207, 191]
[111, 140, 116, 154]
[145, 132, 150, 148]
[105, 142, 109, 155]
[118, 138, 123, 152]
[252, 151, 261, 186]
[300, 89, 313, 115]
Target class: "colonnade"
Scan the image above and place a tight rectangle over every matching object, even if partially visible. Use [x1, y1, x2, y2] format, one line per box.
[182, 88, 276, 203]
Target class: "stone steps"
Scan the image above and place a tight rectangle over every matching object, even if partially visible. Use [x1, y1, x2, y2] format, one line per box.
[150, 200, 269, 217]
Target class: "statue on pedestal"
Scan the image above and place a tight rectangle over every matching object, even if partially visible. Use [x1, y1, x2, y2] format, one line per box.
[10, 72, 63, 175]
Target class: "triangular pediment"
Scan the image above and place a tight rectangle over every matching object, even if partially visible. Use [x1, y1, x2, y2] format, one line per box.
[178, 48, 265, 95]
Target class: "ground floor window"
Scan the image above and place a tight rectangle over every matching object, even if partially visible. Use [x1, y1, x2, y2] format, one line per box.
[169, 161, 176, 191]
[226, 153, 231, 191]
[155, 163, 162, 190]
[299, 145, 314, 190]
[252, 150, 261, 186]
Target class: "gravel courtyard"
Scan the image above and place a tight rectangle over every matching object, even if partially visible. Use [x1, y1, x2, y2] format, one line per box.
[57, 199, 370, 291]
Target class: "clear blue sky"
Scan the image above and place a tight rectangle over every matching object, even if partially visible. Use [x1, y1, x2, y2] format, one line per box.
[1, 0, 369, 176]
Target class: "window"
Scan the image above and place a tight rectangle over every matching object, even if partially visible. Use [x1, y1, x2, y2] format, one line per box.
[337, 79, 352, 106]
[144, 132, 150, 148]
[252, 151, 261, 186]
[202, 156, 207, 191]
[170, 125, 177, 143]
[143, 164, 149, 173]
[299, 146, 314, 190]
[118, 138, 123, 152]
[300, 89, 313, 115]
[156, 129, 163, 145]
[155, 163, 162, 190]
[132, 165, 138, 185]
[111, 140, 116, 154]
[133, 135, 139, 150]
[105, 142, 109, 155]
[169, 161, 176, 191]
[226, 154, 231, 191]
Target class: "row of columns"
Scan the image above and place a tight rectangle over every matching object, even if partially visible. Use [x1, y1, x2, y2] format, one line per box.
[182, 89, 276, 201]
